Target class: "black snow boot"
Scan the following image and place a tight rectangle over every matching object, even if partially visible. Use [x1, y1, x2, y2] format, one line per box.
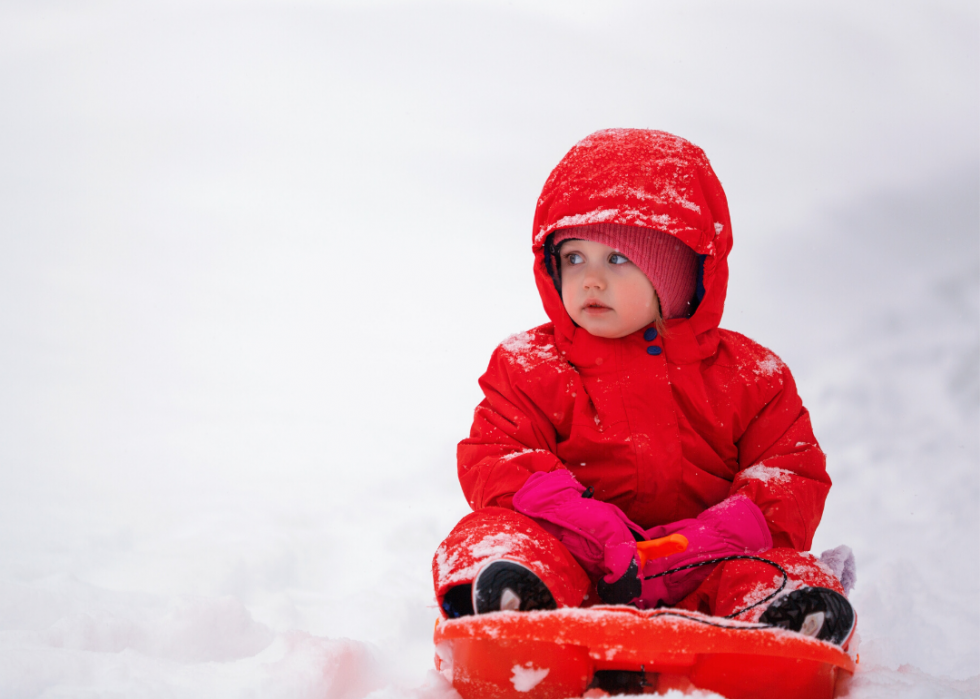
[440, 584, 475, 618]
[472, 560, 557, 614]
[759, 586, 856, 646]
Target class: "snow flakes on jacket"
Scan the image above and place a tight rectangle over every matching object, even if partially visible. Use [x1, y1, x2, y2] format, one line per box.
[458, 129, 830, 551]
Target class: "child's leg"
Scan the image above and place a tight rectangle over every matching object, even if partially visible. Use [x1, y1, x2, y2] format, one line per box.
[432, 506, 591, 618]
[675, 548, 845, 621]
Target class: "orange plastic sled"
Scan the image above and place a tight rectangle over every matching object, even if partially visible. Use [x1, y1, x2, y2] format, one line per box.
[434, 606, 855, 698]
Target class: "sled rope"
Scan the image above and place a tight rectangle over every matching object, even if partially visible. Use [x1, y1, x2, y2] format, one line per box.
[645, 610, 771, 631]
[643, 554, 789, 621]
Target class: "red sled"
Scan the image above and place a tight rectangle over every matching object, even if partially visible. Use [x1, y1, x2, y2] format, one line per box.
[433, 606, 856, 698]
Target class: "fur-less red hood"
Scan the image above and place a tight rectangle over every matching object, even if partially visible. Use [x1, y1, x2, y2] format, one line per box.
[532, 129, 733, 356]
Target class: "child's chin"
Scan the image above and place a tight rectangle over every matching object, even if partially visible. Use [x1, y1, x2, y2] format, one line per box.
[581, 324, 630, 340]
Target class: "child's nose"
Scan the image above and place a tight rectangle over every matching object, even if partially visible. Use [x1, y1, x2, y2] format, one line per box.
[583, 266, 606, 289]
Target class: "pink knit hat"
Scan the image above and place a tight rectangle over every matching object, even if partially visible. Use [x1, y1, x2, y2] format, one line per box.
[552, 223, 700, 320]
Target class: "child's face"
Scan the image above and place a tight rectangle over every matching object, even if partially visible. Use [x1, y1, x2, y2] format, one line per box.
[559, 239, 661, 338]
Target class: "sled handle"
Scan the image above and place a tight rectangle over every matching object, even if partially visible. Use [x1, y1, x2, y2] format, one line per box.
[636, 533, 689, 568]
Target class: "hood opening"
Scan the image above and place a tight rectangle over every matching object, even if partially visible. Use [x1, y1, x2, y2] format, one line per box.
[543, 232, 563, 297]
[542, 231, 706, 323]
[531, 129, 733, 343]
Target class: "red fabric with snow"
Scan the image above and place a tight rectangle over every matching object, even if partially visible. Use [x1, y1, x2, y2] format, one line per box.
[675, 547, 845, 621]
[457, 129, 831, 551]
[433, 507, 591, 609]
[432, 508, 841, 620]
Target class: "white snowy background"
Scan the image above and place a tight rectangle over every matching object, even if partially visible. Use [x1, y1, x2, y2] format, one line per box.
[0, 1, 977, 697]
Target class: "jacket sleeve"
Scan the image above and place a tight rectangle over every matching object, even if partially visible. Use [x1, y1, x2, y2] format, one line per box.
[730, 360, 831, 551]
[457, 343, 566, 511]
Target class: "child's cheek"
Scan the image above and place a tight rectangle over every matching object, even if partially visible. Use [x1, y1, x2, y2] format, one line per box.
[561, 291, 578, 321]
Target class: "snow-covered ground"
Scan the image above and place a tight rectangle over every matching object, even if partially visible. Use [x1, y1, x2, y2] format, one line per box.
[0, 2, 977, 697]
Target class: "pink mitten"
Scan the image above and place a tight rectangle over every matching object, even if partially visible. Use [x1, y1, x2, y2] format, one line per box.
[635, 494, 773, 609]
[513, 470, 645, 589]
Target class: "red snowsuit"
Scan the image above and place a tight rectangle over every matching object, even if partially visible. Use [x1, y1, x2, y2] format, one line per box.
[433, 129, 842, 618]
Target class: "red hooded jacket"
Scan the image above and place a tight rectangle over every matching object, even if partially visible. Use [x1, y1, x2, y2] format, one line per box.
[458, 129, 830, 551]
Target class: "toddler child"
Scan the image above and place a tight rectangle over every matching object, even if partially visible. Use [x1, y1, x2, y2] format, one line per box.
[432, 129, 855, 647]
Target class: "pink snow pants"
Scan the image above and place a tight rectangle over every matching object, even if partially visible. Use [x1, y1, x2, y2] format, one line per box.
[432, 507, 844, 620]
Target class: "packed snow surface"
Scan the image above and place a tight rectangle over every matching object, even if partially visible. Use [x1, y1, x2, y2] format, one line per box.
[0, 1, 977, 698]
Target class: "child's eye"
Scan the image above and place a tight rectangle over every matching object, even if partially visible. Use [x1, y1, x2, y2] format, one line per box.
[609, 253, 630, 265]
[564, 252, 583, 265]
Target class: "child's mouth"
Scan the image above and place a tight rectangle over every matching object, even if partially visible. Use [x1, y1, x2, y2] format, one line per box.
[583, 301, 611, 314]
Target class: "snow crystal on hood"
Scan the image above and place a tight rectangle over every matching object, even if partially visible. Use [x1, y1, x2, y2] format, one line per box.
[594, 184, 649, 201]
[660, 182, 701, 214]
[555, 208, 616, 226]
[546, 209, 676, 241]
[589, 182, 702, 214]
[740, 463, 793, 486]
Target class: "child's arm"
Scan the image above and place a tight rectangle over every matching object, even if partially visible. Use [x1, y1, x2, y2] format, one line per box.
[457, 331, 570, 511]
[731, 358, 831, 551]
